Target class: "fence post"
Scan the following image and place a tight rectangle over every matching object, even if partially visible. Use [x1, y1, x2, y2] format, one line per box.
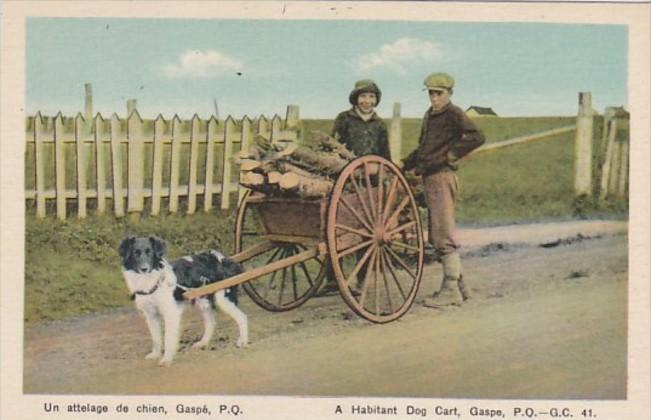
[75, 114, 88, 219]
[127, 111, 145, 216]
[238, 116, 253, 205]
[169, 116, 182, 214]
[151, 115, 166, 216]
[204, 117, 218, 212]
[221, 117, 236, 210]
[94, 114, 107, 215]
[574, 92, 594, 197]
[257, 115, 269, 139]
[54, 113, 67, 220]
[285, 105, 301, 142]
[110, 114, 125, 217]
[599, 118, 618, 202]
[187, 115, 201, 214]
[389, 102, 402, 163]
[84, 83, 93, 135]
[616, 131, 629, 198]
[270, 115, 282, 144]
[34, 112, 46, 218]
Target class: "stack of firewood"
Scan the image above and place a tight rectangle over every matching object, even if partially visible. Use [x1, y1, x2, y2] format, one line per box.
[238, 133, 355, 199]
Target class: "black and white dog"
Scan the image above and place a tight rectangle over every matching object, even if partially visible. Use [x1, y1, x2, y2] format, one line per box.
[119, 236, 248, 366]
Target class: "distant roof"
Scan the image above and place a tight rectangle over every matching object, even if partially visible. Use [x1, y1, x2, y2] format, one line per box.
[466, 106, 498, 115]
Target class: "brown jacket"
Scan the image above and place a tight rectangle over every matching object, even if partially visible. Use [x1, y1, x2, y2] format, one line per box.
[403, 103, 484, 175]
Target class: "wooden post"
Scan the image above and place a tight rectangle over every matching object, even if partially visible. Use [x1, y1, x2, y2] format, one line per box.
[127, 99, 137, 118]
[389, 102, 402, 163]
[151, 115, 166, 216]
[187, 115, 201, 214]
[75, 114, 88, 219]
[616, 131, 629, 198]
[204, 117, 218, 212]
[94, 114, 106, 214]
[599, 118, 618, 202]
[221, 117, 236, 210]
[34, 112, 46, 218]
[285, 105, 301, 142]
[84, 83, 93, 120]
[54, 113, 67, 220]
[607, 126, 623, 198]
[574, 92, 594, 197]
[599, 107, 616, 158]
[270, 115, 282, 144]
[169, 116, 182, 214]
[257, 115, 269, 139]
[110, 114, 125, 217]
[127, 111, 144, 215]
[238, 116, 253, 205]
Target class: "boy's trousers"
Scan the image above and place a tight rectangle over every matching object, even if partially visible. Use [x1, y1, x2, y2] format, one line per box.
[423, 170, 460, 256]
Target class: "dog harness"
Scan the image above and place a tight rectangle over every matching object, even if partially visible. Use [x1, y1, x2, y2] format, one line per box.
[130, 271, 166, 301]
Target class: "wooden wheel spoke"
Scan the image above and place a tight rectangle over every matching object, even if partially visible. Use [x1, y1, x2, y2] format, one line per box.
[337, 239, 374, 259]
[386, 195, 411, 231]
[350, 172, 376, 226]
[340, 196, 373, 232]
[374, 247, 381, 316]
[336, 223, 373, 238]
[377, 163, 385, 225]
[381, 247, 407, 301]
[382, 175, 400, 223]
[390, 241, 421, 253]
[385, 245, 417, 281]
[379, 248, 394, 313]
[358, 247, 378, 308]
[291, 263, 299, 301]
[387, 220, 417, 237]
[363, 162, 378, 222]
[297, 260, 315, 287]
[262, 247, 286, 300]
[278, 257, 288, 305]
[345, 244, 375, 289]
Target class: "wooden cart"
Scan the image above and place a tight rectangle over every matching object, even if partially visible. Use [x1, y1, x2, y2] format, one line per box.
[184, 155, 425, 323]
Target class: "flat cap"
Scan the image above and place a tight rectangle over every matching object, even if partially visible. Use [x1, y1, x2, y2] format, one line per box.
[423, 72, 454, 91]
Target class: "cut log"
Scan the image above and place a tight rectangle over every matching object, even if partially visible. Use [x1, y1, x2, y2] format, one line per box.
[285, 146, 348, 176]
[239, 159, 262, 172]
[267, 171, 282, 185]
[278, 172, 334, 198]
[240, 171, 264, 187]
[316, 132, 356, 160]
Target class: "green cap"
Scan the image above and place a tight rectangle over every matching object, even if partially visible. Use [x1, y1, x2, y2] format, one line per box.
[349, 79, 382, 106]
[423, 72, 454, 91]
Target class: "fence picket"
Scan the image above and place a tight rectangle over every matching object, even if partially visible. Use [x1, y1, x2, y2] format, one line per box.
[34, 112, 46, 218]
[151, 115, 166, 216]
[270, 115, 282, 144]
[75, 114, 88, 218]
[599, 119, 618, 201]
[221, 117, 236, 210]
[127, 112, 145, 214]
[238, 116, 252, 204]
[169, 116, 182, 214]
[54, 114, 67, 220]
[94, 114, 107, 214]
[187, 115, 201, 214]
[257, 115, 269, 138]
[204, 117, 218, 212]
[110, 114, 125, 217]
[617, 134, 629, 198]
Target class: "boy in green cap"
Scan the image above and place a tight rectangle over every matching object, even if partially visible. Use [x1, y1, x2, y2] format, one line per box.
[332, 79, 391, 160]
[402, 72, 485, 307]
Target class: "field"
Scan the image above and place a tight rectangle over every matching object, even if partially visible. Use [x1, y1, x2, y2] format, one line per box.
[24, 115, 628, 323]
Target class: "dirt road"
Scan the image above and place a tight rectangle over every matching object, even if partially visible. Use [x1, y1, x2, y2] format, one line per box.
[24, 221, 628, 398]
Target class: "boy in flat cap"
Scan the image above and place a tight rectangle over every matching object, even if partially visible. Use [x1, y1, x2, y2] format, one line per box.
[332, 79, 391, 160]
[402, 72, 485, 307]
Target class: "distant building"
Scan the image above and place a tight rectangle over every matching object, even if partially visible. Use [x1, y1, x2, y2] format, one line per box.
[465, 106, 498, 117]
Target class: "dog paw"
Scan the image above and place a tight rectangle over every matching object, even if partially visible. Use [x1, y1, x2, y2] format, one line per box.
[191, 341, 208, 350]
[145, 351, 162, 360]
[158, 357, 174, 367]
[236, 338, 249, 348]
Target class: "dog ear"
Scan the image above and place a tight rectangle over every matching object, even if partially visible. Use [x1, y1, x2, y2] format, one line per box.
[149, 236, 167, 258]
[119, 236, 135, 258]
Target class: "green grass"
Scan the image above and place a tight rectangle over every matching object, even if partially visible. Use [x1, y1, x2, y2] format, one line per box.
[24, 115, 628, 323]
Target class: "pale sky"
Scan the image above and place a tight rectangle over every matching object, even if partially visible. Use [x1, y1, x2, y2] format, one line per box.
[27, 18, 628, 119]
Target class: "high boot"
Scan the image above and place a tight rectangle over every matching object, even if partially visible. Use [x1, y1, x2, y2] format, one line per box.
[423, 252, 463, 307]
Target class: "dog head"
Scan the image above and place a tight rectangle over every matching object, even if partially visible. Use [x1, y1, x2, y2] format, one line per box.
[119, 236, 166, 273]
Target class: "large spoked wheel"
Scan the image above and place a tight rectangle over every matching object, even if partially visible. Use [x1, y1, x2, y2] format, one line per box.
[235, 190, 326, 311]
[326, 156, 424, 323]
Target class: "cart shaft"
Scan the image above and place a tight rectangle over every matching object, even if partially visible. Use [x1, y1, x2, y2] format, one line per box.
[183, 243, 326, 300]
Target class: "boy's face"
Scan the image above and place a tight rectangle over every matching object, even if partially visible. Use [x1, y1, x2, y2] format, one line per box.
[429, 89, 451, 111]
[356, 92, 378, 114]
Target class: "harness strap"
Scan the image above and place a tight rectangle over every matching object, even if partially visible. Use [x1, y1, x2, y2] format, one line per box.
[130, 271, 166, 301]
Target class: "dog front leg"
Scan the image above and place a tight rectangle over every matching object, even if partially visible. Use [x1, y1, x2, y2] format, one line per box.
[215, 291, 248, 348]
[192, 298, 216, 349]
[159, 304, 183, 366]
[140, 308, 163, 360]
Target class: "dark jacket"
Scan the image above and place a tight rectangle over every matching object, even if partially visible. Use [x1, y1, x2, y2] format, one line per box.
[402, 103, 484, 175]
[332, 108, 391, 160]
